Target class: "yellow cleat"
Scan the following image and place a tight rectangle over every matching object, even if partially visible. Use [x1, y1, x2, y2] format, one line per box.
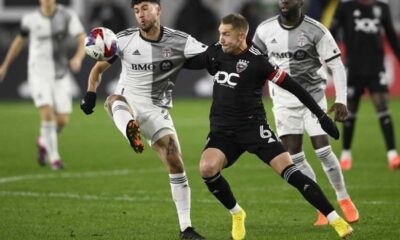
[330, 218, 353, 239]
[231, 209, 246, 240]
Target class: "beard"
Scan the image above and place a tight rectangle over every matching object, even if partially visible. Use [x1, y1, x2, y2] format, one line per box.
[280, 7, 299, 19]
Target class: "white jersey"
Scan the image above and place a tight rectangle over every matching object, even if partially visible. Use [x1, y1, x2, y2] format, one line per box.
[253, 15, 341, 107]
[113, 26, 207, 108]
[20, 4, 84, 80]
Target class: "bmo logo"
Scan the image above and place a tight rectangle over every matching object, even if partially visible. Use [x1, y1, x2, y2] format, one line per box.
[214, 71, 239, 88]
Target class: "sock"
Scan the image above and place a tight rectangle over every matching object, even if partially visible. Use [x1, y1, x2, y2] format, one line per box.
[40, 121, 60, 163]
[316, 146, 349, 200]
[327, 211, 341, 223]
[111, 101, 134, 140]
[281, 164, 334, 216]
[343, 112, 356, 150]
[203, 172, 237, 210]
[340, 150, 352, 160]
[388, 149, 398, 161]
[169, 172, 191, 232]
[378, 111, 396, 151]
[291, 152, 316, 181]
[229, 203, 242, 214]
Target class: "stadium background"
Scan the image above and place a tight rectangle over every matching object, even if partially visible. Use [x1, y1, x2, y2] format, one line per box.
[0, 0, 399, 100]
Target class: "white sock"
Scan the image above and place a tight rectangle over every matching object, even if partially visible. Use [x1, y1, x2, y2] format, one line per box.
[340, 150, 352, 160]
[327, 211, 341, 223]
[316, 146, 349, 200]
[229, 203, 242, 214]
[169, 172, 191, 232]
[111, 101, 133, 140]
[291, 152, 316, 181]
[40, 121, 60, 163]
[388, 149, 398, 161]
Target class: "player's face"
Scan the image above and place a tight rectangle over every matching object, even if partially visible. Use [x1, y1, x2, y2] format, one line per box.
[218, 24, 244, 54]
[39, 0, 56, 8]
[278, 0, 302, 18]
[133, 2, 161, 32]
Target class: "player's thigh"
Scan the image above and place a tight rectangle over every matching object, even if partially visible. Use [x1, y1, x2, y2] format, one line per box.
[272, 105, 305, 137]
[269, 152, 293, 175]
[29, 76, 54, 110]
[304, 97, 327, 137]
[347, 72, 365, 112]
[54, 75, 73, 114]
[280, 134, 303, 155]
[200, 148, 228, 177]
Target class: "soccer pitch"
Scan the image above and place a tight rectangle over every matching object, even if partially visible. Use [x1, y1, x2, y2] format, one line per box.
[0, 98, 399, 239]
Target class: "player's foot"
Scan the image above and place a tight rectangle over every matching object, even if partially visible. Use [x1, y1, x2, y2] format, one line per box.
[231, 209, 246, 240]
[314, 211, 328, 226]
[51, 160, 64, 170]
[388, 156, 400, 170]
[330, 217, 353, 239]
[179, 227, 205, 240]
[340, 158, 352, 171]
[36, 138, 47, 166]
[339, 198, 359, 223]
[126, 120, 144, 153]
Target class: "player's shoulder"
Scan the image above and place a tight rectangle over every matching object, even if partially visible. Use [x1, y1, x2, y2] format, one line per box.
[116, 27, 139, 39]
[163, 26, 190, 39]
[303, 15, 328, 32]
[248, 45, 264, 57]
[376, 0, 389, 7]
[256, 15, 280, 30]
[55, 4, 77, 17]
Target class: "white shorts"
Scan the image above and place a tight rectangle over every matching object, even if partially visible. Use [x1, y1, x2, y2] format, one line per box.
[29, 74, 73, 114]
[272, 97, 327, 137]
[114, 86, 177, 146]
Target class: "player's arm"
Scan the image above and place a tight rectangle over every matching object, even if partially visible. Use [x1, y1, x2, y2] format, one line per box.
[268, 68, 340, 139]
[0, 35, 27, 82]
[381, 4, 400, 61]
[80, 61, 111, 115]
[70, 33, 86, 73]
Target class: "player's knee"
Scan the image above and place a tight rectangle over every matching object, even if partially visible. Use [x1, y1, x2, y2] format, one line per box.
[199, 158, 221, 178]
[105, 94, 127, 112]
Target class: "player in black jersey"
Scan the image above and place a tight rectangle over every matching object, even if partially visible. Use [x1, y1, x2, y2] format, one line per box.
[184, 13, 352, 240]
[331, 0, 400, 170]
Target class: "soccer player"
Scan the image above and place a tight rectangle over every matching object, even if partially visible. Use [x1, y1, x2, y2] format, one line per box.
[252, 0, 359, 225]
[0, 0, 86, 170]
[331, 0, 400, 170]
[184, 13, 353, 240]
[80, 0, 205, 239]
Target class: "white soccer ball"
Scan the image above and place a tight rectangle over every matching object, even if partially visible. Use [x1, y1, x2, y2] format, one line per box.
[85, 27, 118, 61]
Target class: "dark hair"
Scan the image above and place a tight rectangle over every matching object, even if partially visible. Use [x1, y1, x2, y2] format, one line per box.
[221, 13, 249, 34]
[131, 0, 160, 8]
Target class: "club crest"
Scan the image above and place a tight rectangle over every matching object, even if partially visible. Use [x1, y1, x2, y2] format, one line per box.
[162, 47, 172, 58]
[298, 32, 307, 47]
[236, 59, 249, 73]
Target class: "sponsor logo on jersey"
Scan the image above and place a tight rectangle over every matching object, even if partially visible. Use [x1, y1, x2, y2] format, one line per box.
[214, 71, 239, 88]
[160, 60, 173, 71]
[162, 47, 172, 58]
[132, 49, 141, 55]
[354, 18, 380, 33]
[270, 38, 278, 44]
[270, 50, 308, 60]
[236, 59, 249, 73]
[131, 63, 155, 71]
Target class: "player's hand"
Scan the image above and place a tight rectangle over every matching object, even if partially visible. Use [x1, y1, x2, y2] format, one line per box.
[319, 114, 340, 140]
[0, 65, 8, 83]
[328, 103, 348, 122]
[80, 91, 97, 115]
[70, 57, 82, 73]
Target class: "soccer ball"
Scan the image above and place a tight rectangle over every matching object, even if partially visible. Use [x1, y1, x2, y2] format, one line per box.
[85, 27, 118, 61]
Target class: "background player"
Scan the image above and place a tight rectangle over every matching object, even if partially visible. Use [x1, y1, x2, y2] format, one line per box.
[253, 0, 359, 225]
[80, 0, 205, 239]
[0, 0, 85, 169]
[331, 0, 400, 170]
[184, 13, 353, 240]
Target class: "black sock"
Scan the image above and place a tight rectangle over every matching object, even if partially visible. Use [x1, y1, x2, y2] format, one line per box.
[203, 173, 237, 210]
[281, 164, 334, 216]
[343, 114, 356, 150]
[378, 112, 396, 150]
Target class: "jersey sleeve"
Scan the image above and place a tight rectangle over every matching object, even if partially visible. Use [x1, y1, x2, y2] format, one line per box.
[68, 10, 85, 37]
[183, 35, 208, 58]
[261, 56, 286, 84]
[20, 15, 30, 37]
[316, 29, 341, 63]
[252, 26, 268, 54]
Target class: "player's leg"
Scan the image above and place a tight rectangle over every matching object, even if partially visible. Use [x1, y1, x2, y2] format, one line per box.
[200, 132, 245, 240]
[104, 94, 144, 153]
[370, 91, 400, 170]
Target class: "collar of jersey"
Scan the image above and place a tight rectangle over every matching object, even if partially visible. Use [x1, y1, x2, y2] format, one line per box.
[139, 26, 164, 43]
[278, 14, 305, 31]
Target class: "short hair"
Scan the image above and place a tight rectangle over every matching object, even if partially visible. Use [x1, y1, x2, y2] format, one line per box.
[221, 13, 249, 34]
[131, 0, 160, 8]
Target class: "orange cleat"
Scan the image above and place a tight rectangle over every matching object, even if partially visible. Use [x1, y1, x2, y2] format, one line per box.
[126, 120, 144, 153]
[389, 156, 400, 170]
[314, 211, 329, 226]
[340, 158, 352, 171]
[339, 198, 359, 223]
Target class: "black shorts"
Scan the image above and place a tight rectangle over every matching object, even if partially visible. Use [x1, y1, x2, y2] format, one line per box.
[347, 71, 388, 101]
[204, 122, 286, 168]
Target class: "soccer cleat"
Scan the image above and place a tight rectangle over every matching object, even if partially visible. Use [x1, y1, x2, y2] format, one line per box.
[179, 227, 205, 240]
[330, 217, 353, 239]
[340, 158, 352, 171]
[126, 120, 144, 153]
[339, 198, 359, 223]
[231, 209, 246, 240]
[314, 211, 328, 226]
[51, 160, 64, 170]
[388, 156, 400, 170]
[36, 138, 47, 166]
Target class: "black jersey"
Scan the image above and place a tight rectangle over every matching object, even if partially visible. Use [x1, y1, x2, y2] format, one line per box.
[331, 0, 400, 75]
[184, 43, 287, 129]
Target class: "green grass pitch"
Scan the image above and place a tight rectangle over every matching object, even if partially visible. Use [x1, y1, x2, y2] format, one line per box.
[0, 98, 399, 239]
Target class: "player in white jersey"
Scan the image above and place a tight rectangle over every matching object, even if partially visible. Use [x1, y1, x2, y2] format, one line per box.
[80, 0, 206, 239]
[0, 0, 85, 170]
[253, 0, 359, 225]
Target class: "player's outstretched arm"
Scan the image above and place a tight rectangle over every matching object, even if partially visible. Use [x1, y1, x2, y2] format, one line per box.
[80, 61, 111, 115]
[0, 36, 27, 82]
[278, 74, 340, 139]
